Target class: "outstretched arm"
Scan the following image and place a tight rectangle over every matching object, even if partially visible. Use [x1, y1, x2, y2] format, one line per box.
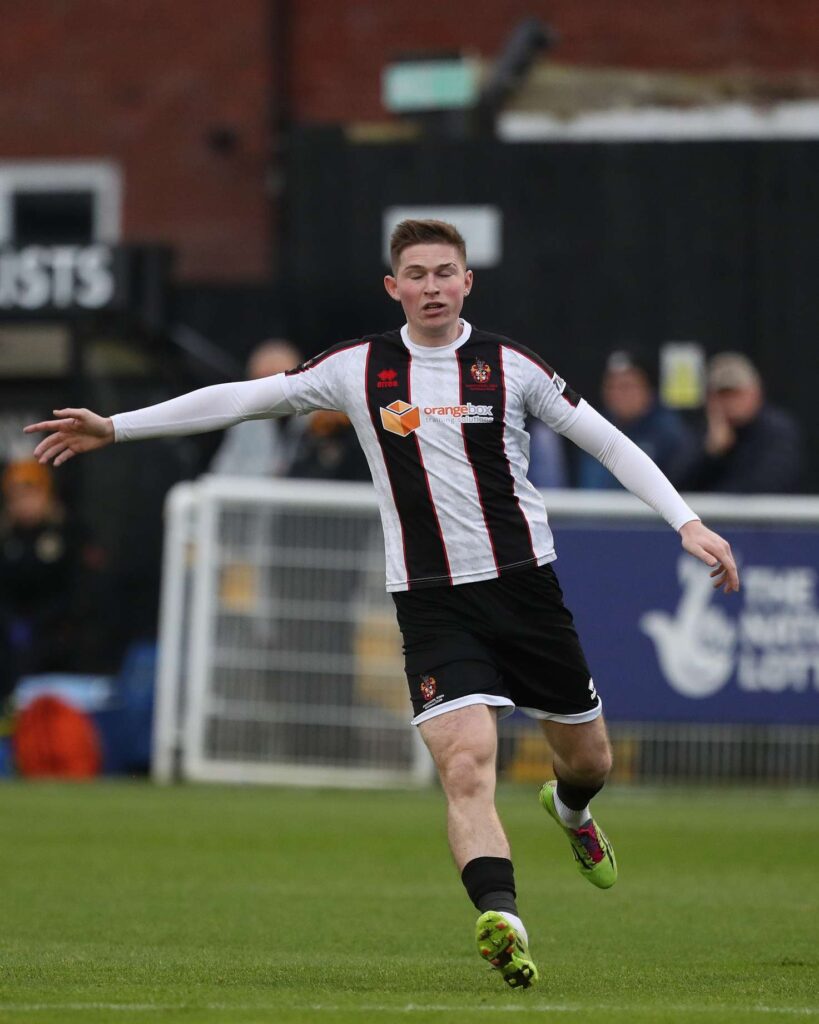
[561, 403, 739, 594]
[25, 375, 296, 467]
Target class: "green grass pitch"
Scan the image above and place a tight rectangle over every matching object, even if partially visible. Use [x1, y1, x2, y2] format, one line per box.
[0, 781, 817, 1023]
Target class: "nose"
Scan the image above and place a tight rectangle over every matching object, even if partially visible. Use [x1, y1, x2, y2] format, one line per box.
[424, 276, 439, 293]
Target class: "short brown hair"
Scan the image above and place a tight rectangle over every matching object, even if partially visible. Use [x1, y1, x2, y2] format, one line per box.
[389, 219, 467, 270]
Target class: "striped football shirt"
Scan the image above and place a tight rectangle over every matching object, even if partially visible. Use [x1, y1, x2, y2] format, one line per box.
[281, 320, 582, 593]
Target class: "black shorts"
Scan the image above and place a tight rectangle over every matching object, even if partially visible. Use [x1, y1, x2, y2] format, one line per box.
[392, 563, 601, 726]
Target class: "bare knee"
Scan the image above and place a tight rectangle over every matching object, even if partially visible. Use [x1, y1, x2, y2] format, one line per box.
[421, 704, 499, 804]
[543, 718, 613, 785]
[561, 741, 612, 784]
[438, 747, 495, 802]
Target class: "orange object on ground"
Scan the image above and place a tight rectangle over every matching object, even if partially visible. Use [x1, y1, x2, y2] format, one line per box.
[13, 695, 102, 778]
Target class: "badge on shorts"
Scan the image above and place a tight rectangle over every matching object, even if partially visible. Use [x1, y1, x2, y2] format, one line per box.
[420, 674, 437, 702]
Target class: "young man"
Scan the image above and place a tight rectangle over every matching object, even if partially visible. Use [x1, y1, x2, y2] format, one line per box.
[26, 220, 739, 991]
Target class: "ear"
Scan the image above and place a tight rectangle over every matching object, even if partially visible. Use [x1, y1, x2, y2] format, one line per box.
[464, 269, 474, 295]
[384, 275, 401, 301]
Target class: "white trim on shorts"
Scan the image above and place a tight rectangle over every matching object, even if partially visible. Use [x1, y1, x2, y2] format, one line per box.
[411, 693, 603, 727]
[411, 694, 515, 727]
[520, 697, 603, 725]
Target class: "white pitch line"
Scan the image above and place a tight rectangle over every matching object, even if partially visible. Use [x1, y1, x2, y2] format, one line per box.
[0, 1002, 817, 1017]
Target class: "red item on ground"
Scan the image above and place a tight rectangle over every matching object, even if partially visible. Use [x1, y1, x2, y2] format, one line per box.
[13, 695, 102, 778]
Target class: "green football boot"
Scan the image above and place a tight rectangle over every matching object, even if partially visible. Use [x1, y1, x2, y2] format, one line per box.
[475, 910, 538, 990]
[539, 780, 617, 889]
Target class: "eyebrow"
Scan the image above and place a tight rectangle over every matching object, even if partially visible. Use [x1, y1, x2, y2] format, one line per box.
[401, 262, 459, 273]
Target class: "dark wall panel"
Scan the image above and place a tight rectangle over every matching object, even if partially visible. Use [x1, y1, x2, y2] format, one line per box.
[285, 133, 819, 489]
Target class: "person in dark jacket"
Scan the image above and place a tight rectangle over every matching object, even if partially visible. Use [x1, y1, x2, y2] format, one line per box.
[677, 352, 804, 494]
[0, 460, 108, 700]
[577, 349, 694, 489]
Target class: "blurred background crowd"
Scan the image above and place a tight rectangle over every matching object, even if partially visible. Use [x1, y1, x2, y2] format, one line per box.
[1, 1, 817, 767]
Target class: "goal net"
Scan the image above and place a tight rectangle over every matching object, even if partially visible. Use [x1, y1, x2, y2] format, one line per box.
[152, 476, 434, 787]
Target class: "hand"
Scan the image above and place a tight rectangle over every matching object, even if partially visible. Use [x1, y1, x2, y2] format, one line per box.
[679, 519, 740, 594]
[704, 395, 735, 456]
[24, 408, 115, 467]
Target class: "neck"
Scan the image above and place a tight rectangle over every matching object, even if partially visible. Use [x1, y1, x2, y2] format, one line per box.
[406, 319, 464, 348]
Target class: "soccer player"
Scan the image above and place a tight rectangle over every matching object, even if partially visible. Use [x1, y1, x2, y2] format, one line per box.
[26, 219, 739, 991]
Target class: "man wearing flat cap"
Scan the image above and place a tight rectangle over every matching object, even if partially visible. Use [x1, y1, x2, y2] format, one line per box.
[677, 352, 804, 494]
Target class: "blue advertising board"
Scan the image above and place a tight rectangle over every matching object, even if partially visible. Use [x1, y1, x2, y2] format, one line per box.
[553, 523, 819, 725]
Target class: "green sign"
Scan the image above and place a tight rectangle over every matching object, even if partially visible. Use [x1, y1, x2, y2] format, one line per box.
[383, 60, 479, 113]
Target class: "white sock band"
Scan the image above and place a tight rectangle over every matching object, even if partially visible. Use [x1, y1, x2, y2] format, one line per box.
[554, 790, 591, 829]
[497, 912, 528, 945]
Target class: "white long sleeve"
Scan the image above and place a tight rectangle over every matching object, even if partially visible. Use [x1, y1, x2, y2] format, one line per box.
[111, 375, 295, 442]
[561, 401, 699, 531]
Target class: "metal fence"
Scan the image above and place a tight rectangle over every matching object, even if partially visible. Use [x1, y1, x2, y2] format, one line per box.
[153, 477, 819, 787]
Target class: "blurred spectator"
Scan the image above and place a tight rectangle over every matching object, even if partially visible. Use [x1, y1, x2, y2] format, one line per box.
[290, 410, 371, 482]
[676, 352, 804, 494]
[210, 339, 306, 477]
[211, 339, 370, 484]
[0, 460, 108, 701]
[578, 350, 694, 489]
[527, 419, 569, 489]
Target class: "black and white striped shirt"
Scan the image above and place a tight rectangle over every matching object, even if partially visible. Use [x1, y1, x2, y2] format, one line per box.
[113, 320, 698, 593]
[282, 322, 581, 591]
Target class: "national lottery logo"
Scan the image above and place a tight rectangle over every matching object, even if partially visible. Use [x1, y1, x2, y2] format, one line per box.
[641, 557, 819, 699]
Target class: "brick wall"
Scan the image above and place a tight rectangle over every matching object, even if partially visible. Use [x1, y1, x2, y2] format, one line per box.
[3, 1, 817, 282]
[290, 0, 819, 123]
[1, 0, 272, 281]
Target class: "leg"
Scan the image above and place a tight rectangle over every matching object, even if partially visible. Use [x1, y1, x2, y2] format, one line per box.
[419, 703, 538, 989]
[537, 714, 617, 889]
[541, 713, 613, 798]
[419, 703, 507, 870]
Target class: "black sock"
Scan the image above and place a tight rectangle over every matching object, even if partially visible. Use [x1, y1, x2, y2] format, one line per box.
[555, 773, 604, 811]
[461, 856, 518, 916]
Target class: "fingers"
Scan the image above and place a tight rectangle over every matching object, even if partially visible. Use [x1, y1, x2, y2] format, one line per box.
[680, 522, 740, 594]
[32, 431, 70, 460]
[34, 435, 72, 465]
[53, 448, 77, 468]
[23, 418, 78, 435]
[709, 562, 739, 594]
[718, 549, 739, 592]
[33, 431, 78, 461]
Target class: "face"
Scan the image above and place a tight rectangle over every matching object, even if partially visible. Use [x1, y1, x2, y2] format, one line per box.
[602, 368, 653, 423]
[384, 243, 473, 345]
[709, 385, 763, 426]
[4, 482, 53, 528]
[248, 343, 302, 379]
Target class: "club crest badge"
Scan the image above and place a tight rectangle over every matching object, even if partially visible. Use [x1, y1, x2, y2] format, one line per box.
[420, 674, 437, 702]
[471, 358, 491, 385]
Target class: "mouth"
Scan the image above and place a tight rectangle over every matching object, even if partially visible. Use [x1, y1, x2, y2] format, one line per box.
[422, 302, 446, 315]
